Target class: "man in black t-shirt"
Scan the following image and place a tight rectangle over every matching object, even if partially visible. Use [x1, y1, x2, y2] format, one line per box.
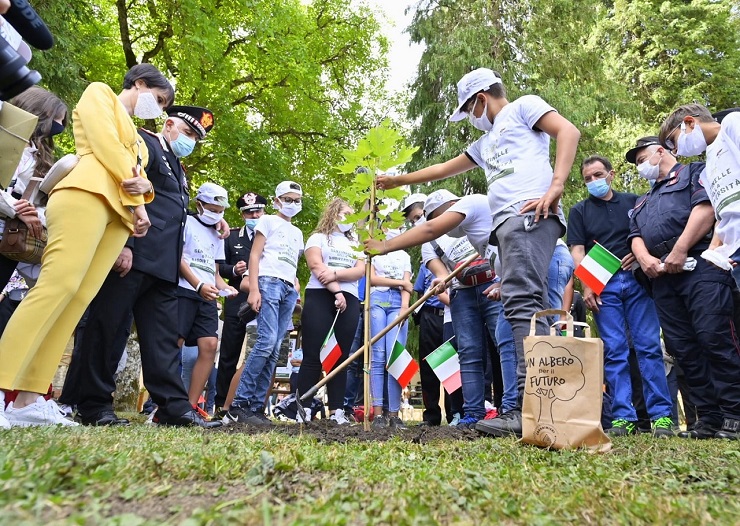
[568, 154, 673, 438]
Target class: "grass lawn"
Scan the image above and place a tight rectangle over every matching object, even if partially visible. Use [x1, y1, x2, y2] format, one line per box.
[1, 415, 738, 525]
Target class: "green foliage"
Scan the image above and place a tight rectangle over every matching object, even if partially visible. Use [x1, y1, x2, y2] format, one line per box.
[336, 120, 418, 243]
[403, 0, 740, 210]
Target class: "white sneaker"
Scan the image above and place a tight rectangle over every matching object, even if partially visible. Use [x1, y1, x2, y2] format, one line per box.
[6, 397, 80, 427]
[449, 413, 461, 427]
[57, 403, 74, 417]
[330, 408, 350, 425]
[0, 391, 10, 430]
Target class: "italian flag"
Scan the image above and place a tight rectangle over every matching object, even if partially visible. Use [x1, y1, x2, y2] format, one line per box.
[320, 328, 342, 373]
[387, 340, 419, 389]
[425, 339, 462, 394]
[574, 242, 621, 295]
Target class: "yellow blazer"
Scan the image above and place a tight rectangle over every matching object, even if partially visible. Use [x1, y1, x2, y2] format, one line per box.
[54, 82, 154, 231]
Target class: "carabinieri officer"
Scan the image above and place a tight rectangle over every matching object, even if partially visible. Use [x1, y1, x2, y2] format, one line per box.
[626, 135, 740, 440]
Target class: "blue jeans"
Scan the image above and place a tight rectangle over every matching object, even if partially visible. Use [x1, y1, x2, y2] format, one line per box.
[450, 283, 502, 420]
[233, 276, 298, 411]
[548, 243, 575, 311]
[180, 345, 217, 412]
[369, 289, 407, 413]
[498, 248, 574, 413]
[594, 270, 672, 421]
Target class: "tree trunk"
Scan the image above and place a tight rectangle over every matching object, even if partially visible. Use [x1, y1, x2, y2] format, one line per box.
[114, 328, 142, 413]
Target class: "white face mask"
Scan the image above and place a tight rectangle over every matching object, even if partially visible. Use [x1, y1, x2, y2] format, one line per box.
[276, 199, 302, 218]
[199, 208, 224, 226]
[637, 150, 660, 181]
[337, 216, 352, 232]
[676, 122, 708, 157]
[134, 91, 163, 120]
[468, 97, 493, 132]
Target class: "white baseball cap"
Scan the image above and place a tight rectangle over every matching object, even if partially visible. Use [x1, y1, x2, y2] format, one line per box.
[196, 182, 229, 208]
[401, 193, 427, 212]
[275, 180, 303, 197]
[424, 189, 459, 218]
[449, 68, 502, 122]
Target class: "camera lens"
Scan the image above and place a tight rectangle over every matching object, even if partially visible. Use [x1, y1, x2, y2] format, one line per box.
[0, 35, 41, 101]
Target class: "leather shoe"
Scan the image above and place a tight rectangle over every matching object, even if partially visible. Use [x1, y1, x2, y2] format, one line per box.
[677, 420, 719, 439]
[156, 409, 222, 429]
[715, 418, 740, 440]
[77, 410, 130, 426]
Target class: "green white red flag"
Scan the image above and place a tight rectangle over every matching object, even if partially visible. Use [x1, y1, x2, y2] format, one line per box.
[574, 242, 621, 295]
[425, 339, 462, 394]
[387, 340, 419, 389]
[320, 311, 342, 373]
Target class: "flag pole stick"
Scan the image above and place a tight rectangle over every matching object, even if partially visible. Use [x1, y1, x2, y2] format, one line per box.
[300, 251, 481, 404]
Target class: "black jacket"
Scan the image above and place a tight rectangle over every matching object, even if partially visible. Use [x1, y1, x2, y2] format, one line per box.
[218, 225, 255, 315]
[125, 129, 189, 283]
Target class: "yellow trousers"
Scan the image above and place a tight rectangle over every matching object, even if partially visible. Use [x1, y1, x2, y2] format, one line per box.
[0, 188, 130, 392]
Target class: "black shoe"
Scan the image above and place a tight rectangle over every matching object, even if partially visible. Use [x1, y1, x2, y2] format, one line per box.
[677, 420, 720, 439]
[389, 416, 407, 430]
[156, 409, 223, 429]
[227, 405, 272, 427]
[475, 410, 522, 438]
[371, 415, 388, 429]
[715, 418, 740, 440]
[77, 410, 130, 427]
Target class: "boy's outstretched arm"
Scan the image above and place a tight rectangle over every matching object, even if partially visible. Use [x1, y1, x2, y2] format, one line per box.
[376, 154, 476, 190]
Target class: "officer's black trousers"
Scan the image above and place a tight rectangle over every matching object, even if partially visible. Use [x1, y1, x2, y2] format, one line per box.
[71, 268, 192, 419]
[215, 300, 247, 408]
[652, 259, 740, 423]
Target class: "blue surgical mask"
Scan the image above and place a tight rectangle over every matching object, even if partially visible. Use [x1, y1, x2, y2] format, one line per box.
[586, 178, 610, 198]
[245, 218, 258, 230]
[170, 133, 196, 158]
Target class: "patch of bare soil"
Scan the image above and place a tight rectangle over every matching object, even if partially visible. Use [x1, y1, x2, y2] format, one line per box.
[215, 418, 481, 444]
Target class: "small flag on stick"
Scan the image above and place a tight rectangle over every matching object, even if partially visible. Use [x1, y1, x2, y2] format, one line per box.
[574, 242, 621, 295]
[319, 310, 342, 373]
[425, 339, 462, 394]
[387, 340, 419, 389]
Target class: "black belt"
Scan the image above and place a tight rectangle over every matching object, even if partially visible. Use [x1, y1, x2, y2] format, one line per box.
[268, 276, 294, 287]
[422, 306, 444, 316]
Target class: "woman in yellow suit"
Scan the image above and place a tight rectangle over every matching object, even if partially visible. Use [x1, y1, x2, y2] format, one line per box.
[0, 64, 174, 427]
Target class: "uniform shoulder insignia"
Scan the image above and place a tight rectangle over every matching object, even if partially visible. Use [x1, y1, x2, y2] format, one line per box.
[632, 196, 648, 212]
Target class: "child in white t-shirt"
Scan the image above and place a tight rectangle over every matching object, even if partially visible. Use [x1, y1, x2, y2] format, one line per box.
[376, 68, 580, 438]
[177, 182, 238, 412]
[369, 231, 413, 430]
[228, 180, 305, 426]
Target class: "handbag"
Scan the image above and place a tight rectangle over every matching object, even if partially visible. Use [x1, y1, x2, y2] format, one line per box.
[0, 178, 47, 264]
[430, 239, 494, 287]
[39, 153, 79, 195]
[0, 101, 38, 189]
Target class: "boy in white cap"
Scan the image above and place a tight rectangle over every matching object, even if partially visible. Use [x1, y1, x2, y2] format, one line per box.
[377, 67, 580, 437]
[228, 180, 304, 426]
[177, 182, 239, 414]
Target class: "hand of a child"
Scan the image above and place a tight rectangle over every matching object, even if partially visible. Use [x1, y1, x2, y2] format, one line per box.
[199, 283, 219, 301]
[248, 290, 262, 313]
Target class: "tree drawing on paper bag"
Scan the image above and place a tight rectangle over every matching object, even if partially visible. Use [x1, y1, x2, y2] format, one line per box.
[525, 341, 585, 444]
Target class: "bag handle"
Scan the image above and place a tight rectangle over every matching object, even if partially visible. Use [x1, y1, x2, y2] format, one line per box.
[550, 320, 592, 338]
[529, 309, 573, 336]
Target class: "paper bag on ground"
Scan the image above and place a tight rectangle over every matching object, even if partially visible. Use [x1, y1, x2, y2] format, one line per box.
[0, 101, 38, 189]
[521, 309, 611, 452]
